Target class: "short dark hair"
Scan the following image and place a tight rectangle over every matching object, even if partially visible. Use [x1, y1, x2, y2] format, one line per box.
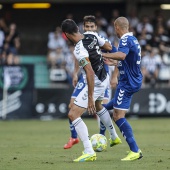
[83, 15, 97, 26]
[61, 19, 78, 34]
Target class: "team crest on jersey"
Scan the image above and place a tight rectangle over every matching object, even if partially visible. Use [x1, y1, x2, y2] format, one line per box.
[80, 59, 85, 65]
[88, 37, 97, 49]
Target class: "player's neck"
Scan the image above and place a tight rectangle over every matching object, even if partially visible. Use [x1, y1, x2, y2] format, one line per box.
[120, 30, 129, 38]
[72, 33, 84, 44]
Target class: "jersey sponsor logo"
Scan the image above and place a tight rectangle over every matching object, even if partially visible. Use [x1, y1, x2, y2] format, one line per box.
[119, 71, 125, 74]
[97, 63, 103, 71]
[118, 61, 122, 67]
[88, 37, 97, 49]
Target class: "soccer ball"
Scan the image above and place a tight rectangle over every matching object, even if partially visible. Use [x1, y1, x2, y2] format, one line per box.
[90, 134, 107, 152]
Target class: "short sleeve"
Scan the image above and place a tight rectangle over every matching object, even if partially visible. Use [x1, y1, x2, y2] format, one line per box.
[74, 41, 89, 62]
[95, 33, 106, 47]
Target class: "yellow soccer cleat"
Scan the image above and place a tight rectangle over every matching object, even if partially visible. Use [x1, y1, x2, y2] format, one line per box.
[73, 152, 97, 162]
[109, 137, 122, 147]
[121, 150, 143, 161]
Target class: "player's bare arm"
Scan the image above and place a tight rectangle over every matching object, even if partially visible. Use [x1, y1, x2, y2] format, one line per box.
[101, 41, 112, 51]
[72, 59, 80, 87]
[103, 57, 118, 66]
[80, 57, 96, 115]
[102, 51, 126, 61]
[110, 66, 119, 89]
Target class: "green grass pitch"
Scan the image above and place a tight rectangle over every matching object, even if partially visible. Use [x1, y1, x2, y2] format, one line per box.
[0, 118, 170, 170]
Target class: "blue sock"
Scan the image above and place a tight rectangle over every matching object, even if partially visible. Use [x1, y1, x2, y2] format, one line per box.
[102, 99, 114, 110]
[115, 118, 139, 152]
[99, 120, 106, 136]
[69, 119, 77, 138]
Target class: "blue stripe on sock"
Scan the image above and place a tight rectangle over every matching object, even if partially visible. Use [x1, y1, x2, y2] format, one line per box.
[69, 119, 77, 138]
[99, 121, 106, 136]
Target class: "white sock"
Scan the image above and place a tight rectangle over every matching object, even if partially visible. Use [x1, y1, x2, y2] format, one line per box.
[96, 114, 100, 128]
[96, 107, 118, 140]
[72, 117, 94, 154]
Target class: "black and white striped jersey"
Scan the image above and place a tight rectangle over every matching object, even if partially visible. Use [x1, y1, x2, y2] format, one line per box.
[74, 31, 107, 84]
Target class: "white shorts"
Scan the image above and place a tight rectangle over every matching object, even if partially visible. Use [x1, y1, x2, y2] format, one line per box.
[74, 74, 110, 108]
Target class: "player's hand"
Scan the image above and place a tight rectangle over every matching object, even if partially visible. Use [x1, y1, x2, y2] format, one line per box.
[110, 77, 118, 89]
[103, 57, 118, 66]
[87, 98, 96, 115]
[72, 74, 78, 87]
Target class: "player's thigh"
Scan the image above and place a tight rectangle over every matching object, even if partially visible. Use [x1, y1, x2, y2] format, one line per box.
[68, 97, 75, 109]
[68, 103, 86, 121]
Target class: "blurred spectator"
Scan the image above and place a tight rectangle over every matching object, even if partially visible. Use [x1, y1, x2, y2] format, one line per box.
[95, 11, 108, 32]
[64, 45, 75, 84]
[150, 26, 169, 49]
[5, 23, 20, 55]
[138, 27, 152, 48]
[0, 22, 5, 55]
[47, 26, 67, 52]
[107, 18, 119, 46]
[110, 9, 119, 21]
[141, 47, 162, 87]
[127, 9, 139, 29]
[0, 18, 8, 65]
[136, 15, 153, 35]
[47, 46, 66, 69]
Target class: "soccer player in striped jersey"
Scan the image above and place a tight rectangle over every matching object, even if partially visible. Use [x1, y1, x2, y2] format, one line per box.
[64, 15, 121, 150]
[61, 18, 120, 162]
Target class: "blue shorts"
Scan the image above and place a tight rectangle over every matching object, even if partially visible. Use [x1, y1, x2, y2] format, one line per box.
[71, 75, 110, 100]
[113, 87, 134, 110]
[103, 87, 133, 110]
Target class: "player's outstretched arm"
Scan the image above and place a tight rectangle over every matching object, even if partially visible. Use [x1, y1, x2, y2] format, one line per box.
[102, 51, 126, 60]
[101, 41, 112, 51]
[103, 57, 118, 66]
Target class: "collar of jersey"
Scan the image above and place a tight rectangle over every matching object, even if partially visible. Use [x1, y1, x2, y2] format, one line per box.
[121, 32, 133, 39]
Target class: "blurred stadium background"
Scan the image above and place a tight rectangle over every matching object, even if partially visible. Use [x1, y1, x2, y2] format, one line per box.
[0, 0, 170, 120]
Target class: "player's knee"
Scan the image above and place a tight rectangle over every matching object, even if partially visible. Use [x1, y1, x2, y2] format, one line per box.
[68, 103, 72, 109]
[113, 112, 124, 122]
[68, 112, 74, 121]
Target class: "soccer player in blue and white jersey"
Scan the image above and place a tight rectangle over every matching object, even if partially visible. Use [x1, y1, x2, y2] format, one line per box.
[102, 17, 143, 161]
[64, 15, 121, 150]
